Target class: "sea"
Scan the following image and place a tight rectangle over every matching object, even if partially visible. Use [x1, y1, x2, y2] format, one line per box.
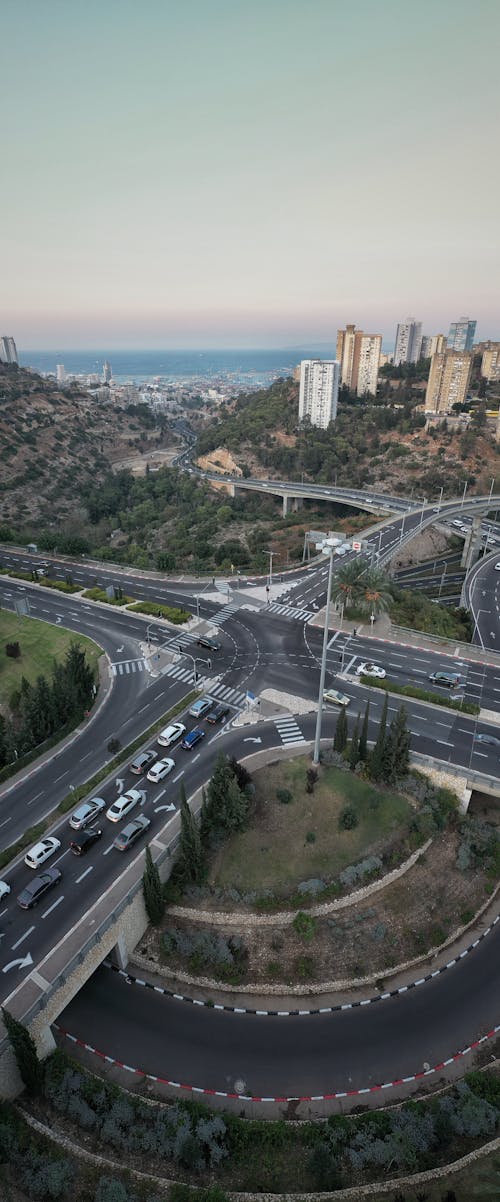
[19, 348, 330, 388]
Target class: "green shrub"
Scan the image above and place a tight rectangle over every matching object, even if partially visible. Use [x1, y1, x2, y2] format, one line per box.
[276, 787, 293, 804]
[339, 805, 358, 830]
[292, 911, 317, 939]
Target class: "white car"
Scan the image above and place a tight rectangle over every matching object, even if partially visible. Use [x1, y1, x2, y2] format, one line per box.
[24, 836, 61, 870]
[106, 789, 142, 823]
[157, 722, 186, 748]
[356, 662, 386, 679]
[495, 563, 500, 571]
[147, 758, 175, 783]
[0, 880, 11, 902]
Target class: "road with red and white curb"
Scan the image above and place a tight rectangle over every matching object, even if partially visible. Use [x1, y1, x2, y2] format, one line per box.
[55, 1020, 500, 1105]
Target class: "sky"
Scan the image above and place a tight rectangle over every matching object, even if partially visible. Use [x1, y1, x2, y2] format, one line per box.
[1, 0, 499, 349]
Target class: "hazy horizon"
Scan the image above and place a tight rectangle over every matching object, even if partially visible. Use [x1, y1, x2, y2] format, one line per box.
[2, 0, 499, 348]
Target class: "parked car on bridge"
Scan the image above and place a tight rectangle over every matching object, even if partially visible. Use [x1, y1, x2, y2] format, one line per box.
[113, 814, 151, 851]
[17, 867, 62, 910]
[157, 722, 186, 747]
[69, 797, 106, 830]
[106, 789, 142, 823]
[24, 836, 61, 870]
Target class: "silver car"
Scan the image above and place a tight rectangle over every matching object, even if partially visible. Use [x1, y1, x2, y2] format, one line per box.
[69, 797, 106, 830]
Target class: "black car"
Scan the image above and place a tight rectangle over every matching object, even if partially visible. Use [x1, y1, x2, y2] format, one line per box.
[206, 703, 230, 724]
[70, 826, 103, 855]
[129, 749, 157, 775]
[196, 636, 221, 651]
[17, 867, 62, 910]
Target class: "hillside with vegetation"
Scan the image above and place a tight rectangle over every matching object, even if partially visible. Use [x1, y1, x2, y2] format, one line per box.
[196, 376, 498, 497]
[0, 363, 174, 527]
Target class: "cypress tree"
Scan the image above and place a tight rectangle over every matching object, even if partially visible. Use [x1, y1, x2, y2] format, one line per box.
[359, 701, 370, 762]
[349, 718, 360, 771]
[333, 706, 348, 753]
[2, 1007, 43, 1095]
[223, 775, 248, 832]
[369, 693, 388, 781]
[142, 845, 165, 924]
[200, 752, 235, 843]
[390, 704, 411, 779]
[179, 782, 204, 882]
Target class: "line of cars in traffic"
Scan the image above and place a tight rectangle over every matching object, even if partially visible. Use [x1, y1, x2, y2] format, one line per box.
[0, 694, 234, 914]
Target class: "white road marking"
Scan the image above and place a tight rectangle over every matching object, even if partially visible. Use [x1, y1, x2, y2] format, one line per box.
[41, 895, 64, 919]
[11, 926, 35, 950]
[75, 866, 94, 883]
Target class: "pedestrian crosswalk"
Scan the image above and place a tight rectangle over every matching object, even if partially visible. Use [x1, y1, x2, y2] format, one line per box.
[158, 661, 247, 709]
[110, 658, 149, 676]
[274, 716, 307, 746]
[210, 602, 240, 627]
[268, 602, 315, 622]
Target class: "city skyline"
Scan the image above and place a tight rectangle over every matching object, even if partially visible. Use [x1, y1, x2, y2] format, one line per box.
[1, 0, 499, 349]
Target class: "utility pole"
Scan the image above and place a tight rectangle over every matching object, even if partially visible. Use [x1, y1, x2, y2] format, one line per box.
[313, 542, 336, 765]
[265, 550, 274, 590]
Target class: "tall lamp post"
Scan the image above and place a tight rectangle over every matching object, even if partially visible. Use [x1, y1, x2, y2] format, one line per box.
[312, 540, 337, 765]
[265, 550, 275, 589]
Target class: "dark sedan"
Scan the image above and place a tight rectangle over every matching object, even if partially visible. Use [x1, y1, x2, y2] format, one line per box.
[17, 867, 62, 910]
[180, 727, 206, 750]
[113, 814, 151, 852]
[70, 826, 103, 855]
[196, 636, 221, 651]
[206, 703, 230, 724]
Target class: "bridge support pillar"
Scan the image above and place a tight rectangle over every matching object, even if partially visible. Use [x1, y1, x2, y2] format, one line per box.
[459, 787, 473, 815]
[291, 496, 303, 513]
[109, 933, 128, 971]
[461, 516, 482, 569]
[282, 494, 290, 517]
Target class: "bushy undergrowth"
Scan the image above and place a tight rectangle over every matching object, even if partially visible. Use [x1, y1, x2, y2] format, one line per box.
[162, 927, 248, 980]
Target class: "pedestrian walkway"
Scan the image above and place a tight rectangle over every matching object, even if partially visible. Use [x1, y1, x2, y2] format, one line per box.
[209, 601, 240, 627]
[268, 602, 315, 622]
[208, 681, 248, 707]
[158, 662, 247, 709]
[110, 658, 149, 676]
[274, 716, 307, 746]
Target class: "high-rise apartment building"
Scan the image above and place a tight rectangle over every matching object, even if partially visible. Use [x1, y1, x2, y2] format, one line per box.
[425, 349, 472, 413]
[356, 335, 382, 396]
[421, 333, 446, 359]
[299, 359, 340, 428]
[0, 336, 18, 365]
[394, 319, 422, 366]
[56, 364, 66, 383]
[447, 317, 476, 352]
[336, 324, 381, 395]
[102, 360, 112, 383]
[481, 344, 500, 382]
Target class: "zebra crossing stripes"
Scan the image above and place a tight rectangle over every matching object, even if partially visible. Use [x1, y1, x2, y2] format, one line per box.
[268, 602, 314, 621]
[160, 663, 195, 683]
[208, 681, 247, 707]
[275, 716, 307, 746]
[210, 602, 240, 627]
[110, 659, 148, 676]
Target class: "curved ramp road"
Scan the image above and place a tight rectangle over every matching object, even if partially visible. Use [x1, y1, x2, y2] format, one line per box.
[59, 919, 500, 1099]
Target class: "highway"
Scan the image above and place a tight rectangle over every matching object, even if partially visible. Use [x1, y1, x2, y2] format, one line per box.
[1, 482, 500, 1100]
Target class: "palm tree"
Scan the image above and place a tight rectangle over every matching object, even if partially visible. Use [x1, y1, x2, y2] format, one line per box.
[330, 558, 368, 612]
[358, 567, 394, 618]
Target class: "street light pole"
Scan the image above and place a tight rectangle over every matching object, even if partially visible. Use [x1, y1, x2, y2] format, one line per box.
[489, 477, 495, 502]
[437, 485, 444, 513]
[265, 550, 274, 590]
[461, 479, 468, 508]
[313, 545, 336, 766]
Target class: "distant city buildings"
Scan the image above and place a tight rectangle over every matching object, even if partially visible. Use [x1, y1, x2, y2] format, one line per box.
[299, 359, 340, 428]
[394, 319, 422, 366]
[56, 364, 66, 383]
[480, 343, 500, 383]
[425, 349, 472, 413]
[102, 360, 112, 383]
[0, 336, 18, 365]
[447, 316, 476, 352]
[336, 324, 382, 395]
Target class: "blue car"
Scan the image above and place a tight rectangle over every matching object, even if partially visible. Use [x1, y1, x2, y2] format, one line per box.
[181, 727, 206, 750]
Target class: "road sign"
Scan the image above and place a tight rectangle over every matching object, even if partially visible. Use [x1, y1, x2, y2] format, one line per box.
[352, 541, 362, 551]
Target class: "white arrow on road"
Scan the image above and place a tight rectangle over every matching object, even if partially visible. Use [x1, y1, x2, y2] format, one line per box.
[2, 952, 33, 973]
[154, 803, 176, 814]
[243, 737, 262, 744]
[138, 790, 147, 806]
[56, 616, 62, 624]
[116, 645, 124, 653]
[115, 778, 125, 794]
